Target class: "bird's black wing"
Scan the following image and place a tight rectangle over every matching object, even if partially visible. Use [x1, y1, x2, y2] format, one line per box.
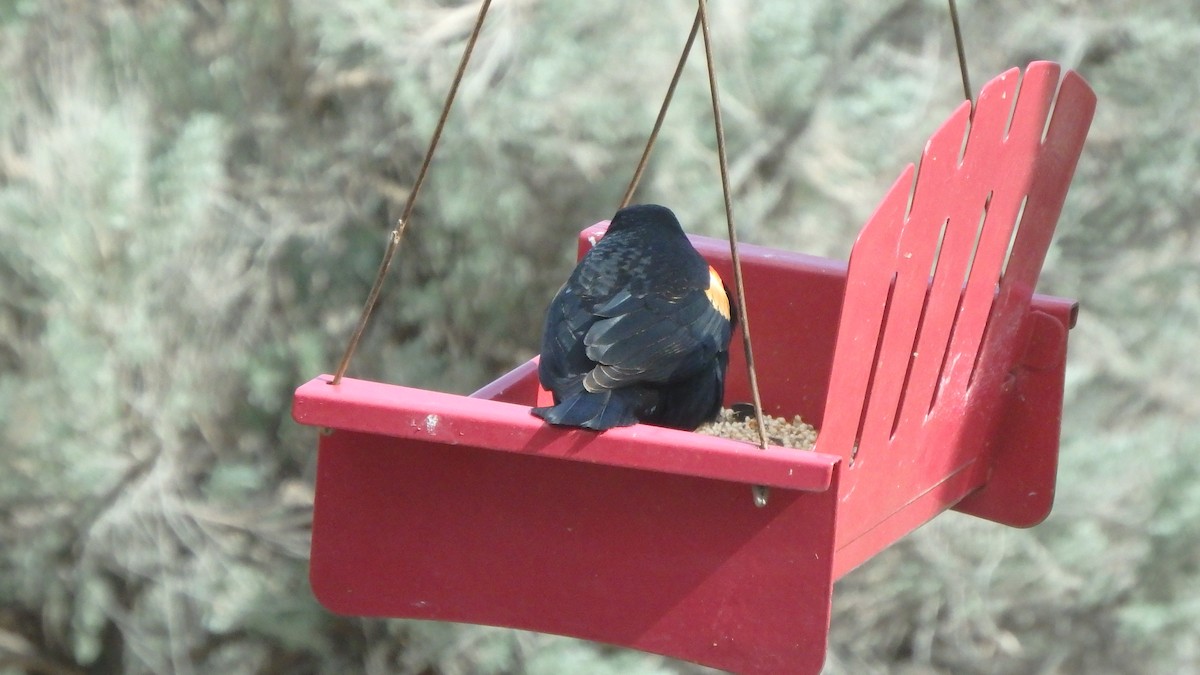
[536, 283, 595, 401]
[581, 282, 732, 392]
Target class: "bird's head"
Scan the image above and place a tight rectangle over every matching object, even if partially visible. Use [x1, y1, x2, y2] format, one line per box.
[606, 204, 684, 236]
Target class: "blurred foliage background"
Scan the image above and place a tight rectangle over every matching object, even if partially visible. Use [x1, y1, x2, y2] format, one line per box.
[0, 0, 1196, 673]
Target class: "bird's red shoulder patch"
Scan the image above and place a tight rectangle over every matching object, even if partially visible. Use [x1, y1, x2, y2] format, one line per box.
[705, 266, 731, 320]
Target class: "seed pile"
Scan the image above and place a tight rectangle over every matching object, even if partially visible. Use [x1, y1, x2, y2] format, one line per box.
[696, 407, 817, 450]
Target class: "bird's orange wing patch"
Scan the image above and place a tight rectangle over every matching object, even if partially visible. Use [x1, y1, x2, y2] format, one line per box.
[705, 266, 731, 320]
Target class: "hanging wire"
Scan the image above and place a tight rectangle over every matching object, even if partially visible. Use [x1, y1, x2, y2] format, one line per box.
[694, 0, 772, 507]
[947, 0, 972, 102]
[331, 0, 772, 501]
[620, 8, 702, 208]
[331, 0, 494, 385]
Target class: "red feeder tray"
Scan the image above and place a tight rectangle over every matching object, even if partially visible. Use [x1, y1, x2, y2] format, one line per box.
[292, 63, 1095, 674]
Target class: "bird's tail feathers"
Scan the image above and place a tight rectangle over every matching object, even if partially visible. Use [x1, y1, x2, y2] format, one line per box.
[531, 390, 639, 431]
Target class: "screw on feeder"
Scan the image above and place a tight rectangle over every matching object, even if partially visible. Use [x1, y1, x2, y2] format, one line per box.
[331, 0, 494, 386]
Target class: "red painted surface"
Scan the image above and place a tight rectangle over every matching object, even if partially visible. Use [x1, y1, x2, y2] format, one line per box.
[292, 63, 1095, 674]
[814, 63, 1096, 575]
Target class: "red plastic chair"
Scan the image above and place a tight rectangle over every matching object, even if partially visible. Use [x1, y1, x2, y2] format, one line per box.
[292, 62, 1095, 674]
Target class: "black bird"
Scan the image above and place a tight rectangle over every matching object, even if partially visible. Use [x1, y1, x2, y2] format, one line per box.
[532, 204, 734, 431]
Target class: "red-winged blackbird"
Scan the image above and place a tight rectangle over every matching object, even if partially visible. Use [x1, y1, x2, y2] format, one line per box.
[532, 204, 734, 431]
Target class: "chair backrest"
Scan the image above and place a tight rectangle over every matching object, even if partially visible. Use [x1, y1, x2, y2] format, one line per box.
[815, 62, 1096, 553]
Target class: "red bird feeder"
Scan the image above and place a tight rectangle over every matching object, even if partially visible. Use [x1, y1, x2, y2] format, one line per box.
[292, 63, 1095, 674]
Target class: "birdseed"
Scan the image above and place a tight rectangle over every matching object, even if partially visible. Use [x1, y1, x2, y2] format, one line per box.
[695, 407, 817, 450]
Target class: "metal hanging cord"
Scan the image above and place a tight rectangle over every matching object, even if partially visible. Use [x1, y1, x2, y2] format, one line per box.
[620, 8, 701, 209]
[620, 2, 772, 467]
[331, 0, 494, 385]
[695, 0, 773, 508]
[694, 0, 769, 449]
[329, 0, 778, 498]
[948, 0, 972, 102]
